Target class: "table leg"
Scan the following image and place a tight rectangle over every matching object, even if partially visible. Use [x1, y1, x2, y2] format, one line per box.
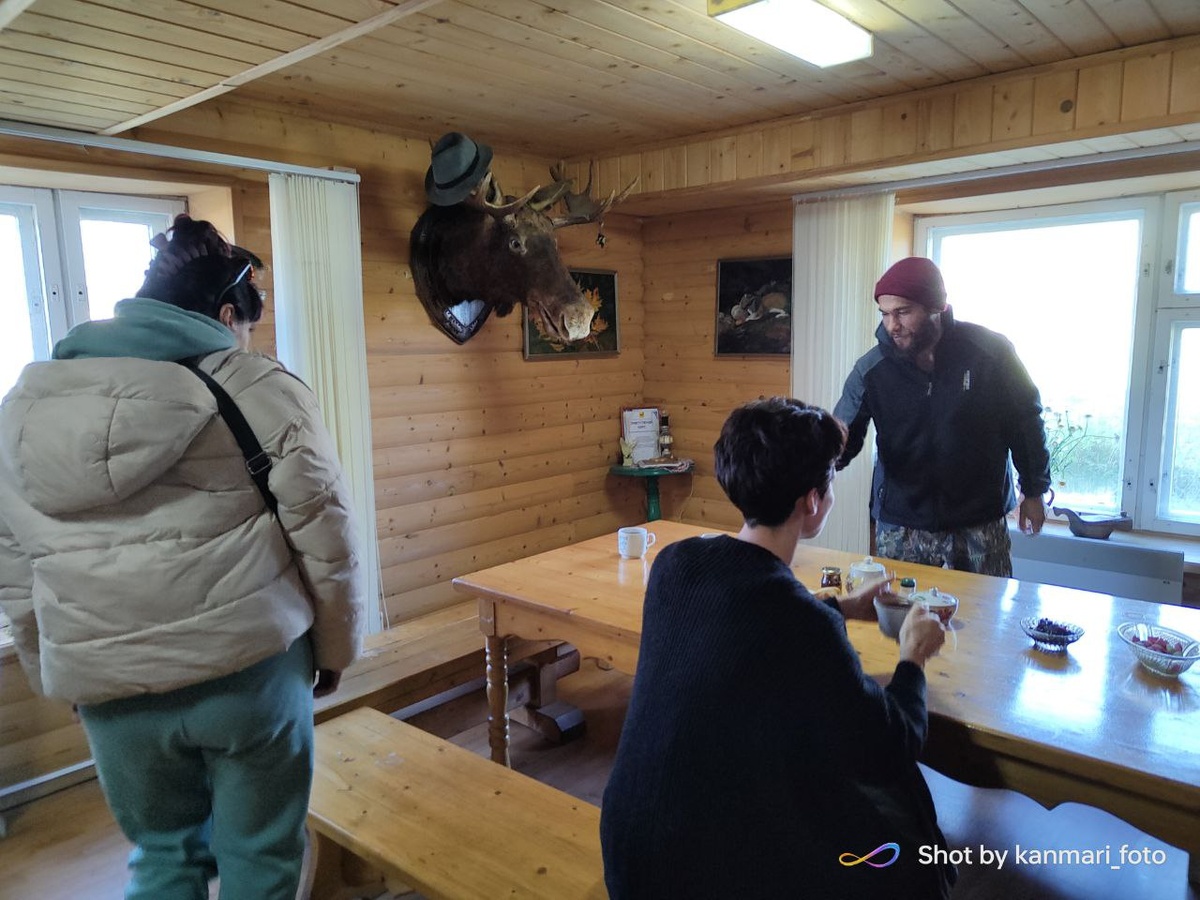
[485, 633, 511, 767]
[645, 475, 661, 521]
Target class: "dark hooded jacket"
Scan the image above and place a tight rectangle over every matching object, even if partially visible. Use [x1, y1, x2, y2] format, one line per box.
[833, 308, 1050, 532]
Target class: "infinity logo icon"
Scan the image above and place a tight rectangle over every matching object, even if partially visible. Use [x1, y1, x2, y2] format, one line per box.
[839, 842, 901, 868]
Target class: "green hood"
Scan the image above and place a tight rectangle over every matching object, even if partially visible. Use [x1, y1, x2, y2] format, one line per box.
[52, 298, 236, 361]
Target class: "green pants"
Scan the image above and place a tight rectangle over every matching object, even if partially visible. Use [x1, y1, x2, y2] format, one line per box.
[79, 636, 315, 900]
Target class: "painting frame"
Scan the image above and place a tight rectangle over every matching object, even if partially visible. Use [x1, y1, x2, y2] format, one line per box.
[523, 267, 620, 359]
[714, 256, 792, 357]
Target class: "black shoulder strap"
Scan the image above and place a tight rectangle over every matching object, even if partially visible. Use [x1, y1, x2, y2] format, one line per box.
[179, 362, 279, 516]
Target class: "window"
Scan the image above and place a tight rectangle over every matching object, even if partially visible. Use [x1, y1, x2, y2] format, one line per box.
[0, 186, 184, 397]
[1154, 318, 1200, 523]
[1173, 197, 1200, 294]
[917, 190, 1200, 537]
[1143, 189, 1200, 533]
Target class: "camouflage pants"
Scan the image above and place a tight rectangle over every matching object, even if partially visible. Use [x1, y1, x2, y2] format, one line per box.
[875, 517, 1012, 577]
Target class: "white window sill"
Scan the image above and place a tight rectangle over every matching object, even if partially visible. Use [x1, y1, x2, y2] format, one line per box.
[1016, 519, 1200, 573]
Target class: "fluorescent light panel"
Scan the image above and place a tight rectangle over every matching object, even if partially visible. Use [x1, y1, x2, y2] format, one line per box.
[712, 0, 873, 68]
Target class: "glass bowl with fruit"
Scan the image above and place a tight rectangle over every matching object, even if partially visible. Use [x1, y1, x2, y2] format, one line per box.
[1020, 616, 1084, 653]
[1117, 622, 1200, 678]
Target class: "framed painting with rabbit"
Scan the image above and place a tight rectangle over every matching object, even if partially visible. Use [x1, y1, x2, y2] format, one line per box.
[715, 257, 792, 357]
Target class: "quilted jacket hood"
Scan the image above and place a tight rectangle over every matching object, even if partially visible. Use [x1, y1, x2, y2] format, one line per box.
[1, 299, 237, 517]
[0, 359, 217, 515]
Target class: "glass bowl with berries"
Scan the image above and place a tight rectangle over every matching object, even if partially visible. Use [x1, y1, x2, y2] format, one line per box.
[1117, 623, 1200, 678]
[1020, 616, 1084, 653]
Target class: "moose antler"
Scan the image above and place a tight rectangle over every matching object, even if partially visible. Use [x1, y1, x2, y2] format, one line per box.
[547, 161, 638, 229]
[459, 164, 637, 247]
[462, 172, 541, 218]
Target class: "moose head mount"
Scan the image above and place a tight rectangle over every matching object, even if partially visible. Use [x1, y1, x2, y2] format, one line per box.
[411, 158, 636, 345]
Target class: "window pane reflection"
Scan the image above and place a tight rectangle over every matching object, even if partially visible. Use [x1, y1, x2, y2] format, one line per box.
[1164, 324, 1200, 521]
[0, 213, 36, 397]
[78, 218, 157, 322]
[1177, 204, 1200, 295]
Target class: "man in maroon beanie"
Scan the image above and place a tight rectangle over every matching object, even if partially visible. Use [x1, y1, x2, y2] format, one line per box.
[833, 256, 1051, 575]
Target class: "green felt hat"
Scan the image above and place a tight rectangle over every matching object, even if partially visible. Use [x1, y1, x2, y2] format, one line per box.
[425, 132, 493, 205]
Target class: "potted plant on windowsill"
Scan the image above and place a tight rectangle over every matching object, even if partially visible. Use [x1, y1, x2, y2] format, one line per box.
[1044, 407, 1131, 539]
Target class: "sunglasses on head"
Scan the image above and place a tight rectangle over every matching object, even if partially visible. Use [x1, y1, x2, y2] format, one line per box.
[216, 260, 260, 306]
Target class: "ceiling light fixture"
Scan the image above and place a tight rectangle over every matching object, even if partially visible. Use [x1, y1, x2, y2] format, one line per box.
[708, 0, 873, 68]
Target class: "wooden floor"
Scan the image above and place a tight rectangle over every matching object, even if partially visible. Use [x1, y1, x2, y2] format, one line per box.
[0, 775, 135, 899]
[1, 657, 1195, 900]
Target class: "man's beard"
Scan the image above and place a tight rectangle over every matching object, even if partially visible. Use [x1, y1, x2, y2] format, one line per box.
[893, 315, 940, 358]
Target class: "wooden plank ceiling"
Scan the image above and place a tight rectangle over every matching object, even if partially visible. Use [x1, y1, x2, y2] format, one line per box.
[1, 0, 1200, 158]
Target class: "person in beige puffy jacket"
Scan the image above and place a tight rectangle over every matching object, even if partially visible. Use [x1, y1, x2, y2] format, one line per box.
[0, 215, 364, 900]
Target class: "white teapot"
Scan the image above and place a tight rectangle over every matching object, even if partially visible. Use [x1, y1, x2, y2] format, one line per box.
[847, 555, 888, 592]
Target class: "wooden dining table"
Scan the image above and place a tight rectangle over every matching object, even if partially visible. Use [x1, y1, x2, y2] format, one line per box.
[452, 520, 1200, 885]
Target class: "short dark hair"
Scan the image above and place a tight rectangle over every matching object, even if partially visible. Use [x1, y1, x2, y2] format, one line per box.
[714, 397, 847, 528]
[136, 214, 264, 325]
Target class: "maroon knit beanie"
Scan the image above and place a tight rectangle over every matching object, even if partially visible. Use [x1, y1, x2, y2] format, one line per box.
[874, 257, 947, 311]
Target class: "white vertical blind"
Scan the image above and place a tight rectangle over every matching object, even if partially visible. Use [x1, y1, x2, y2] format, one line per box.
[269, 173, 382, 632]
[792, 192, 894, 555]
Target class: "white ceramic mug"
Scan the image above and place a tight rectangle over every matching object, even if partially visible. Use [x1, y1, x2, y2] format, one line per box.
[617, 526, 657, 559]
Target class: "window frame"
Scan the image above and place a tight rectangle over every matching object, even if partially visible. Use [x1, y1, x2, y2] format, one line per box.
[0, 186, 184, 360]
[0, 186, 70, 356]
[1163, 188, 1200, 306]
[1142, 310, 1200, 533]
[913, 195, 1186, 533]
[55, 190, 184, 328]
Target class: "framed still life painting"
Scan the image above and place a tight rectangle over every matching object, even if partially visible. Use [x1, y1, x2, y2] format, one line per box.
[524, 268, 620, 359]
[715, 256, 792, 357]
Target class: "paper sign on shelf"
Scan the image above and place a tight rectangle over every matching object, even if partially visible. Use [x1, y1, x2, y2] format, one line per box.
[620, 407, 661, 463]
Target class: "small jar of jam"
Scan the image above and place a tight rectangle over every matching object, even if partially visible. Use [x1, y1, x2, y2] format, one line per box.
[820, 566, 843, 592]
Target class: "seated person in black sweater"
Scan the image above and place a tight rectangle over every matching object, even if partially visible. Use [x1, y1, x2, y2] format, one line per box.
[600, 397, 954, 900]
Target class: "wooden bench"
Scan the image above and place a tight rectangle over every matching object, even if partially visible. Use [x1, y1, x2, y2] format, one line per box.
[307, 707, 607, 900]
[313, 600, 560, 726]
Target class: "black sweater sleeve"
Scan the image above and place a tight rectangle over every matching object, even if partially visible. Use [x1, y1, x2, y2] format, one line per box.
[799, 596, 930, 778]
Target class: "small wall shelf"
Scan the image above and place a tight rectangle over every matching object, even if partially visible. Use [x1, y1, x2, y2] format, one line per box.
[609, 460, 694, 521]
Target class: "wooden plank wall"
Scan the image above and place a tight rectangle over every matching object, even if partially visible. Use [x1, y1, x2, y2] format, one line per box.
[365, 215, 649, 623]
[127, 101, 650, 626]
[0, 654, 86, 803]
[641, 201, 793, 530]
[0, 107, 652, 790]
